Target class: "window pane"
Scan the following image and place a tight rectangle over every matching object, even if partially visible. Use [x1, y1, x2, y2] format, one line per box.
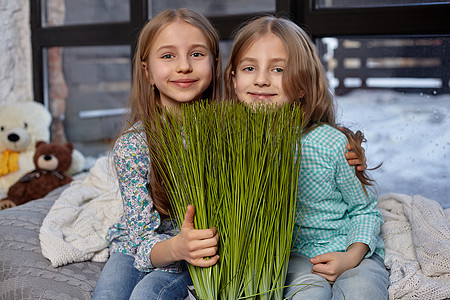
[316, 0, 448, 9]
[149, 0, 275, 17]
[45, 45, 131, 157]
[321, 37, 449, 94]
[42, 0, 129, 27]
[318, 36, 450, 208]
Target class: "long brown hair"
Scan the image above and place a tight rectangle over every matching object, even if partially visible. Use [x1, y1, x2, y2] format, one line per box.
[117, 9, 222, 216]
[224, 16, 376, 189]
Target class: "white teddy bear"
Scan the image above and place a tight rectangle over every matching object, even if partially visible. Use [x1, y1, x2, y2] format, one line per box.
[0, 101, 85, 198]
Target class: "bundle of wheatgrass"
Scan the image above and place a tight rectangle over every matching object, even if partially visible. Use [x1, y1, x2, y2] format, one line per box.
[144, 101, 304, 300]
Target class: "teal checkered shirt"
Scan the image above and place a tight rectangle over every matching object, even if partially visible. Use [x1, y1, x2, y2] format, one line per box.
[292, 124, 385, 259]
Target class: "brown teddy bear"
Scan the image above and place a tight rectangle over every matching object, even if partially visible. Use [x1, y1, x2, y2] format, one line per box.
[0, 141, 73, 209]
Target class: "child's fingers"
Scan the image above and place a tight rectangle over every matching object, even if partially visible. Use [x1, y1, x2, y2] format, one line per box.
[182, 205, 195, 230]
[311, 260, 339, 281]
[191, 255, 220, 268]
[187, 227, 218, 241]
[356, 163, 367, 171]
[347, 158, 361, 165]
[196, 245, 218, 259]
[183, 227, 219, 256]
[345, 152, 367, 170]
[310, 253, 332, 264]
[345, 151, 357, 159]
[346, 145, 366, 158]
[312, 269, 337, 282]
[187, 234, 219, 251]
[311, 262, 333, 275]
[345, 151, 366, 163]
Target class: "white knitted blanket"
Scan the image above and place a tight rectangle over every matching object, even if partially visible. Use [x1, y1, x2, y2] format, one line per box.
[378, 193, 450, 300]
[39, 156, 123, 267]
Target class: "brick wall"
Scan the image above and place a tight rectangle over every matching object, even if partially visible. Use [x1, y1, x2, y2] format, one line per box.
[0, 0, 33, 104]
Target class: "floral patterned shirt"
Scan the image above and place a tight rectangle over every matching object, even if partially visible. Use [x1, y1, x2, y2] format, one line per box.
[292, 124, 385, 259]
[106, 122, 182, 273]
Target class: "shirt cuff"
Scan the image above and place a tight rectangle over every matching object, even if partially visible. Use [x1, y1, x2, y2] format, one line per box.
[346, 233, 378, 258]
[133, 234, 181, 272]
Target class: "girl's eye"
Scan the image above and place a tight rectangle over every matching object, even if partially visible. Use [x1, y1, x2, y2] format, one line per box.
[191, 52, 204, 58]
[273, 67, 284, 73]
[161, 54, 174, 59]
[243, 66, 255, 72]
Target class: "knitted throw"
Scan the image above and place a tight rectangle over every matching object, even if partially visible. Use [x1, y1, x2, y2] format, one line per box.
[378, 193, 450, 300]
[39, 156, 122, 267]
[0, 150, 19, 176]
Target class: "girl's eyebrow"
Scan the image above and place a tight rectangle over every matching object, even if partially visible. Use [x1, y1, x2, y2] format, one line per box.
[271, 58, 287, 63]
[190, 44, 209, 50]
[239, 57, 287, 64]
[239, 57, 257, 64]
[156, 44, 209, 53]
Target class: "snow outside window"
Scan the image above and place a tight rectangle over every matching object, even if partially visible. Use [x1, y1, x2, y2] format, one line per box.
[319, 37, 449, 208]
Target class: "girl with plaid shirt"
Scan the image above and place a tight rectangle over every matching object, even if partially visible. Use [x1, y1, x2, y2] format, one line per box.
[224, 16, 389, 299]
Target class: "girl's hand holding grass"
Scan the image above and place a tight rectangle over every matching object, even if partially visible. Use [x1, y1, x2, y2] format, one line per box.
[173, 205, 220, 267]
[150, 205, 219, 268]
[309, 242, 369, 282]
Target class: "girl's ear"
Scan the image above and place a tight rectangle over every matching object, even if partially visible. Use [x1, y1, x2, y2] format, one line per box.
[231, 70, 237, 90]
[299, 89, 305, 99]
[142, 62, 150, 81]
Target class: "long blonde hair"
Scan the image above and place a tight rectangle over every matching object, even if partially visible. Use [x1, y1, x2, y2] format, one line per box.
[224, 16, 376, 189]
[119, 9, 222, 216]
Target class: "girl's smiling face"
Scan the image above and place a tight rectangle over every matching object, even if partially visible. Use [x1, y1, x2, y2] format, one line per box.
[232, 33, 291, 106]
[144, 20, 213, 108]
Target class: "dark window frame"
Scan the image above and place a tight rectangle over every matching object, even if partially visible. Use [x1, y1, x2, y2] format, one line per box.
[292, 1, 450, 95]
[30, 0, 450, 104]
[30, 0, 148, 105]
[292, 1, 450, 38]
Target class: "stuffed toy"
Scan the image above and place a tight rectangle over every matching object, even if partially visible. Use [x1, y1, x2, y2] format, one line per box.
[0, 101, 85, 199]
[0, 102, 52, 198]
[0, 141, 73, 209]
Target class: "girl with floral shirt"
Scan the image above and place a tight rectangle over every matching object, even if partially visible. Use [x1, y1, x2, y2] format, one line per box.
[92, 8, 221, 299]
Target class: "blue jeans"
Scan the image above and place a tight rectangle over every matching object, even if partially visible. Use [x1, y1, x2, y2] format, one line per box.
[92, 252, 193, 300]
[283, 253, 389, 300]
